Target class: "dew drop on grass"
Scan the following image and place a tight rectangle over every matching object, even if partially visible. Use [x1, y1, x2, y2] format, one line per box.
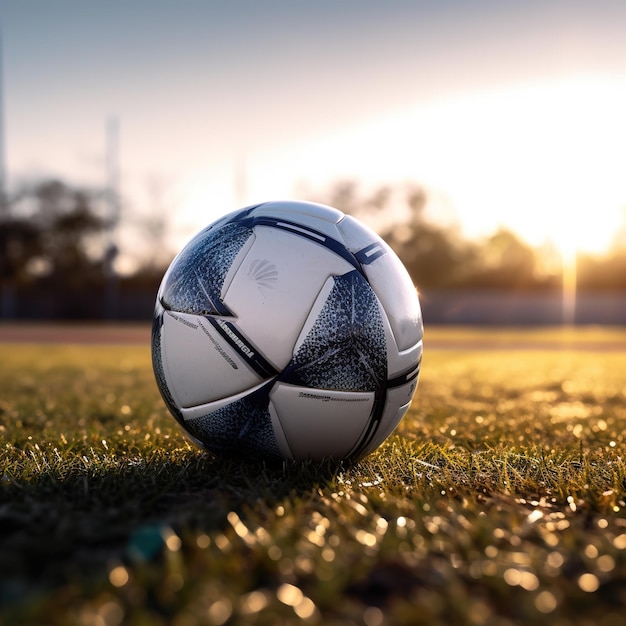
[584, 544, 599, 559]
[503, 568, 522, 586]
[519, 572, 540, 591]
[207, 599, 232, 626]
[98, 600, 124, 626]
[277, 583, 303, 607]
[546, 552, 564, 570]
[375, 517, 388, 534]
[597, 555, 616, 573]
[267, 545, 282, 561]
[240, 591, 268, 615]
[355, 530, 377, 547]
[293, 596, 317, 620]
[109, 565, 129, 587]
[363, 606, 384, 626]
[163, 528, 182, 552]
[578, 573, 600, 592]
[535, 590, 558, 613]
[321, 547, 335, 562]
[484, 545, 498, 558]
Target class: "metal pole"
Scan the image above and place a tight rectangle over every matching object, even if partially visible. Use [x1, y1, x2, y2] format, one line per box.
[0, 27, 15, 319]
[103, 116, 120, 319]
[0, 27, 8, 218]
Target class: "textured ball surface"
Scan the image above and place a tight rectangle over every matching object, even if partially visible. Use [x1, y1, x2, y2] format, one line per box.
[152, 201, 423, 462]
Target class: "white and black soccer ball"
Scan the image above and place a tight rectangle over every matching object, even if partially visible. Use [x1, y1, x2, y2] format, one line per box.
[152, 201, 423, 462]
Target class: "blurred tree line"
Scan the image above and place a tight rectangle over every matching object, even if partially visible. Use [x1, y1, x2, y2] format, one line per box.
[1, 177, 625, 319]
[320, 180, 626, 291]
[0, 179, 166, 318]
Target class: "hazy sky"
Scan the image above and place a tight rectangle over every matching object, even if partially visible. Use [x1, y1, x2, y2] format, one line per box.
[2, 0, 626, 263]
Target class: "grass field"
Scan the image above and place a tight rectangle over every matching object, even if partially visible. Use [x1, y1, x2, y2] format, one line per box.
[1, 328, 626, 625]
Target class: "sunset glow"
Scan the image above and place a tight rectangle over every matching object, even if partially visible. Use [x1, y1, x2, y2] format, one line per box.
[559, 237, 578, 326]
[2, 2, 626, 262]
[178, 74, 624, 261]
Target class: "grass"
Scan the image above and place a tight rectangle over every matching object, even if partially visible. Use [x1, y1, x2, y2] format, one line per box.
[1, 330, 626, 625]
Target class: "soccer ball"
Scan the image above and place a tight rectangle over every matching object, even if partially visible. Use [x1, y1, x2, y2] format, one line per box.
[151, 201, 423, 462]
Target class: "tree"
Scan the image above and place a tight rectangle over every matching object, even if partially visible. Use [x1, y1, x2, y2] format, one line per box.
[0, 217, 42, 284]
[316, 180, 473, 289]
[1, 179, 106, 288]
[462, 228, 541, 289]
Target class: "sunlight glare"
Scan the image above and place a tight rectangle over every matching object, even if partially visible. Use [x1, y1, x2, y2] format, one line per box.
[419, 75, 626, 254]
[245, 74, 626, 253]
[557, 231, 578, 326]
[176, 75, 626, 260]
[177, 168, 237, 240]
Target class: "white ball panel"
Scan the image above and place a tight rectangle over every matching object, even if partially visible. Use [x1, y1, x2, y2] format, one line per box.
[250, 201, 344, 235]
[395, 341, 423, 385]
[220, 229, 257, 300]
[363, 250, 422, 352]
[268, 402, 295, 459]
[381, 303, 424, 378]
[161, 311, 263, 408]
[336, 214, 379, 252]
[178, 378, 276, 421]
[359, 392, 413, 457]
[338, 215, 423, 352]
[292, 275, 335, 353]
[270, 382, 374, 460]
[223, 226, 354, 368]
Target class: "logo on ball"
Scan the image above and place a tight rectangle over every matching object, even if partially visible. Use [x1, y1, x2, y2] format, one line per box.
[247, 258, 278, 292]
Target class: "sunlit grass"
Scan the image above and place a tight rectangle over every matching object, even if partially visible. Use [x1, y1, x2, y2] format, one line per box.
[424, 324, 626, 347]
[1, 334, 625, 625]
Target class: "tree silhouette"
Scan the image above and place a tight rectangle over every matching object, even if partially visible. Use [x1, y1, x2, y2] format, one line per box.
[316, 181, 473, 289]
[462, 228, 540, 289]
[1, 179, 106, 288]
[0, 217, 42, 284]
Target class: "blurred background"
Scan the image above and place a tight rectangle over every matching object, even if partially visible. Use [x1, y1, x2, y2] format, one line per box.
[0, 0, 625, 324]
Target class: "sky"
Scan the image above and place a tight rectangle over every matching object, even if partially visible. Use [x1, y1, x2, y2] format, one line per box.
[1, 0, 626, 269]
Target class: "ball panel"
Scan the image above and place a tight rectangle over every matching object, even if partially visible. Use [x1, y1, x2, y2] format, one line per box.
[178, 378, 275, 421]
[357, 360, 421, 456]
[160, 311, 264, 407]
[378, 292, 423, 378]
[151, 302, 181, 420]
[222, 225, 354, 369]
[337, 214, 380, 253]
[291, 276, 335, 353]
[183, 382, 282, 461]
[267, 402, 294, 459]
[270, 382, 374, 460]
[359, 396, 412, 457]
[338, 215, 423, 352]
[361, 248, 423, 352]
[160, 222, 252, 316]
[220, 230, 257, 297]
[280, 270, 386, 392]
[250, 201, 344, 235]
